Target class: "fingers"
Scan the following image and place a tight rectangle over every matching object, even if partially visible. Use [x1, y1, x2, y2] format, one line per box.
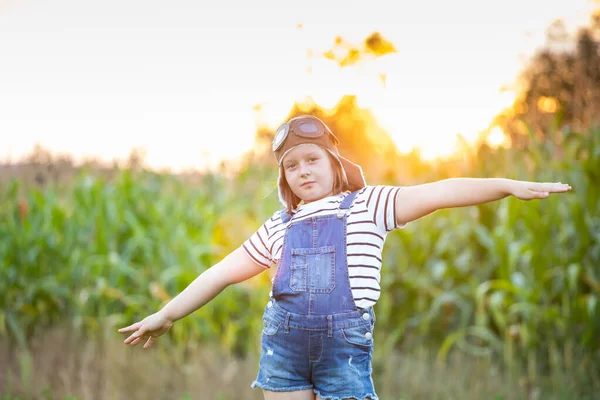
[526, 189, 548, 199]
[143, 336, 154, 349]
[528, 183, 571, 198]
[535, 182, 572, 192]
[130, 336, 143, 346]
[119, 318, 163, 348]
[118, 321, 142, 333]
[550, 182, 571, 192]
[127, 334, 155, 348]
[124, 334, 138, 345]
[123, 326, 148, 345]
[125, 331, 149, 346]
[119, 324, 142, 344]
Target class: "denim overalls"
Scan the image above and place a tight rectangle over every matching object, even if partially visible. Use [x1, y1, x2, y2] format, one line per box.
[251, 190, 379, 400]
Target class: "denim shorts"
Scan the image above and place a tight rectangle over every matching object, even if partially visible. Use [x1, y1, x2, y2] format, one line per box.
[251, 300, 378, 400]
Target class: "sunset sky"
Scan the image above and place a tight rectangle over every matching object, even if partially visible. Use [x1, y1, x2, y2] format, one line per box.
[0, 0, 597, 172]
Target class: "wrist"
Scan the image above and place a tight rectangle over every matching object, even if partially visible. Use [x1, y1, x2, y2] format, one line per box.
[158, 306, 177, 324]
[504, 179, 518, 197]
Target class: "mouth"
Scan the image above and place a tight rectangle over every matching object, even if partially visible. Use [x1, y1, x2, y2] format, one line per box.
[301, 181, 316, 187]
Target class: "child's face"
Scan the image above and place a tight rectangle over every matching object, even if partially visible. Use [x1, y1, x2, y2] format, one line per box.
[282, 145, 335, 204]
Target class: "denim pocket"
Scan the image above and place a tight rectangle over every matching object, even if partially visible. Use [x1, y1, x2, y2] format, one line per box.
[341, 325, 373, 349]
[290, 245, 335, 293]
[262, 318, 281, 336]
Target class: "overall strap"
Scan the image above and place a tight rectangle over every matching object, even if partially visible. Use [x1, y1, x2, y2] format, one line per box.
[340, 190, 360, 210]
[280, 209, 292, 223]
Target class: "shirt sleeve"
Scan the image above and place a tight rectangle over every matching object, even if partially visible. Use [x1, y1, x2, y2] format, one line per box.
[241, 215, 277, 269]
[362, 185, 406, 232]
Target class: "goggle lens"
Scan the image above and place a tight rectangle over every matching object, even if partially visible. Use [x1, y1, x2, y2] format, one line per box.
[272, 125, 289, 151]
[297, 122, 320, 135]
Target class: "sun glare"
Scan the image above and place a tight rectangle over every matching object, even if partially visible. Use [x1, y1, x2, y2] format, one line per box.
[488, 126, 507, 147]
[2, 0, 592, 171]
[252, 76, 517, 163]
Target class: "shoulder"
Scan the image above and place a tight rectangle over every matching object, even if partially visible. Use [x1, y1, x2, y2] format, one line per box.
[269, 208, 286, 221]
[353, 185, 404, 231]
[251, 209, 287, 236]
[355, 185, 401, 205]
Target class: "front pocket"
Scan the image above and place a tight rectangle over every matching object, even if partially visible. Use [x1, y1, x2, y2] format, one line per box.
[341, 325, 373, 349]
[290, 245, 335, 293]
[262, 318, 281, 336]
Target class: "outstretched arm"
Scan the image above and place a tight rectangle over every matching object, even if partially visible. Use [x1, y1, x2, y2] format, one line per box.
[155, 247, 266, 321]
[395, 178, 571, 226]
[118, 247, 266, 348]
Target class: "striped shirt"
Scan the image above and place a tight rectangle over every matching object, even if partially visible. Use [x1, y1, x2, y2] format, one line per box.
[241, 185, 406, 309]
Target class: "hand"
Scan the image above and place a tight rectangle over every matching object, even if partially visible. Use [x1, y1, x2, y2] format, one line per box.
[511, 181, 572, 200]
[118, 311, 173, 348]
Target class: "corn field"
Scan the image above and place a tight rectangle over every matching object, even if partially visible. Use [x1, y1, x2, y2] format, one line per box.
[1, 126, 599, 399]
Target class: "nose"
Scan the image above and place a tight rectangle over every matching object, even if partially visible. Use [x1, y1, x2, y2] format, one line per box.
[299, 161, 311, 177]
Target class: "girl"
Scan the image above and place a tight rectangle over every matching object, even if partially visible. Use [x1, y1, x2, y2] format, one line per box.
[118, 115, 571, 400]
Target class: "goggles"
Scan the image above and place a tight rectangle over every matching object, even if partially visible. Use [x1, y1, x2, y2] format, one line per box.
[272, 115, 339, 153]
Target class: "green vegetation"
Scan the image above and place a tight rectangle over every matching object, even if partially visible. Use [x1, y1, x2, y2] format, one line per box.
[1, 126, 598, 399]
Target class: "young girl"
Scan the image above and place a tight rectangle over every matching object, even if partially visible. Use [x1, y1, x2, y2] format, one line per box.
[118, 115, 571, 400]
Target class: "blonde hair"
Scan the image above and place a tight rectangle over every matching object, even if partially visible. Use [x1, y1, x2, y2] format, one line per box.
[280, 150, 351, 215]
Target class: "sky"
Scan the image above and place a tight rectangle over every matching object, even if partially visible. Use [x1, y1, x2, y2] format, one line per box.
[0, 0, 597, 172]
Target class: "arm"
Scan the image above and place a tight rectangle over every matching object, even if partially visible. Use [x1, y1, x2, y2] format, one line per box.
[395, 178, 571, 226]
[118, 247, 266, 347]
[158, 247, 266, 321]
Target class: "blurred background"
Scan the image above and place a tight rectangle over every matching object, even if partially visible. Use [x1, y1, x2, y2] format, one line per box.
[1, 0, 599, 399]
